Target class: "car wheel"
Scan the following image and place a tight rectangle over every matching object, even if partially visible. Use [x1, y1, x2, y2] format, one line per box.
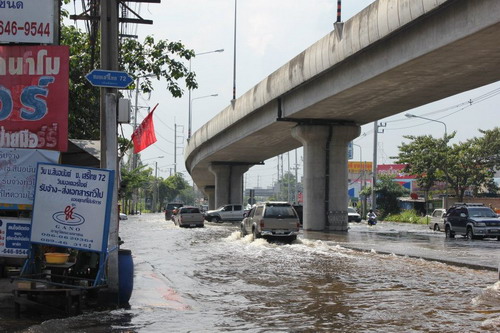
[433, 224, 440, 232]
[211, 216, 221, 223]
[466, 227, 474, 240]
[253, 227, 261, 240]
[445, 226, 455, 238]
[240, 224, 247, 237]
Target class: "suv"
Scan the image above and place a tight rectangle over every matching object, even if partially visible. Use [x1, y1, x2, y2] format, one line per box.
[164, 203, 184, 221]
[173, 206, 205, 228]
[444, 203, 500, 240]
[240, 201, 300, 242]
[204, 204, 244, 222]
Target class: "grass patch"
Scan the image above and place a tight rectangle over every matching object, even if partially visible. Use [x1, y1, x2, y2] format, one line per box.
[384, 210, 428, 224]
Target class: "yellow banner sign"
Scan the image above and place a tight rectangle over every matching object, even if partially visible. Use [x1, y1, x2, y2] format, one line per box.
[348, 161, 373, 173]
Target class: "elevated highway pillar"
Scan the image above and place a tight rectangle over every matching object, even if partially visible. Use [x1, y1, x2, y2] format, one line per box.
[204, 185, 215, 210]
[292, 123, 360, 231]
[328, 125, 361, 231]
[209, 164, 250, 208]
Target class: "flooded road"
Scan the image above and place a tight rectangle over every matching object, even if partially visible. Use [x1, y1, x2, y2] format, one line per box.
[16, 213, 500, 332]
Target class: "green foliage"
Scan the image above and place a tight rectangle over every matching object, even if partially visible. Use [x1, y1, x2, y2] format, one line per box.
[361, 174, 409, 218]
[159, 173, 190, 204]
[395, 127, 500, 202]
[60, 23, 197, 140]
[385, 210, 427, 224]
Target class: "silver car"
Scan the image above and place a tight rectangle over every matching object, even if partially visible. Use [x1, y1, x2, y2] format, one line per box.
[240, 201, 300, 242]
[427, 208, 446, 231]
[173, 206, 205, 228]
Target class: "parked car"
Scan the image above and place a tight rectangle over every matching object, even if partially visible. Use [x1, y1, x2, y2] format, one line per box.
[347, 207, 362, 222]
[205, 204, 244, 222]
[444, 203, 500, 240]
[427, 208, 446, 231]
[240, 201, 300, 242]
[173, 206, 205, 228]
[164, 203, 184, 221]
[119, 212, 128, 220]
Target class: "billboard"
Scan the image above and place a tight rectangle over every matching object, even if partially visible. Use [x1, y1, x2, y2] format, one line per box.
[0, 0, 56, 44]
[0, 45, 69, 151]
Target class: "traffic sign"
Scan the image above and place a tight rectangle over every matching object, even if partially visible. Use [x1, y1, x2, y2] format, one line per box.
[85, 69, 134, 89]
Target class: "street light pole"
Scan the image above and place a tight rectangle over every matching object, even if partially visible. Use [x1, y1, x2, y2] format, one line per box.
[233, 0, 237, 101]
[188, 49, 224, 139]
[405, 113, 448, 209]
[189, 94, 218, 139]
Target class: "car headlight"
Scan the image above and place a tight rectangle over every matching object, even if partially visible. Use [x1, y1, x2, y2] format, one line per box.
[475, 222, 486, 227]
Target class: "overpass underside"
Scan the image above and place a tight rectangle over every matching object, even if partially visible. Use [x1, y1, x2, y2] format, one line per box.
[185, 0, 500, 231]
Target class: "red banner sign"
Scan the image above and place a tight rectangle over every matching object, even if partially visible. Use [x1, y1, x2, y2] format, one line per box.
[0, 45, 69, 151]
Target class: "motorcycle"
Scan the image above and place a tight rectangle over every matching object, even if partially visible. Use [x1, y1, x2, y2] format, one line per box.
[367, 214, 377, 226]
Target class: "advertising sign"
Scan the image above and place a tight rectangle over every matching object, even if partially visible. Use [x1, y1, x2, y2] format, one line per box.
[0, 0, 56, 44]
[0, 148, 60, 205]
[0, 217, 30, 258]
[0, 45, 69, 151]
[30, 163, 114, 253]
[348, 161, 373, 174]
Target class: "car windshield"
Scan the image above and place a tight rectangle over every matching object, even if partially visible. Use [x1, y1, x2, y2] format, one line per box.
[264, 204, 297, 218]
[348, 208, 357, 213]
[467, 207, 497, 218]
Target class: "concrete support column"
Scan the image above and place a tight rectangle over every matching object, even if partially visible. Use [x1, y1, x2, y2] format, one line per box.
[291, 125, 330, 230]
[328, 124, 361, 231]
[230, 165, 250, 204]
[209, 164, 230, 208]
[204, 185, 215, 210]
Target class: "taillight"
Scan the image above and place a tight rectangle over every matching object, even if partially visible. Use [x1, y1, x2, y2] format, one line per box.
[260, 219, 264, 228]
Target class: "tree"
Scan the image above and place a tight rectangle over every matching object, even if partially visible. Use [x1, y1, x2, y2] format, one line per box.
[60, 25, 197, 140]
[361, 174, 409, 218]
[395, 133, 453, 203]
[160, 174, 190, 204]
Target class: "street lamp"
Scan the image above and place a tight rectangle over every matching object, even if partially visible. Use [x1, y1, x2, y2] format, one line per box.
[405, 113, 448, 209]
[188, 94, 218, 139]
[188, 49, 224, 139]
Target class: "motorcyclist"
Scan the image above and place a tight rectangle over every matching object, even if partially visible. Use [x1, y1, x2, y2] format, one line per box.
[367, 209, 377, 225]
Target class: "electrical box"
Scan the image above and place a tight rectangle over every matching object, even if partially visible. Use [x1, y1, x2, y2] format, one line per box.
[118, 99, 131, 123]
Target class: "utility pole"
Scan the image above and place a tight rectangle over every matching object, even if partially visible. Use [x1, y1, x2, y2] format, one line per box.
[100, 0, 120, 300]
[174, 124, 177, 174]
[371, 122, 378, 211]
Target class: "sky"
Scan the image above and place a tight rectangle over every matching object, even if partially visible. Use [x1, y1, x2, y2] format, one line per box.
[68, 0, 500, 189]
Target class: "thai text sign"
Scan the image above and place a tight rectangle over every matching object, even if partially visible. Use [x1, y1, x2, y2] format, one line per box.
[0, 217, 31, 258]
[30, 163, 114, 253]
[0, 148, 60, 205]
[0, 45, 69, 151]
[0, 0, 56, 44]
[348, 161, 373, 173]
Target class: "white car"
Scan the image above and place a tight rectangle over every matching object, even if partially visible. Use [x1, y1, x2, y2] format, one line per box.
[348, 207, 362, 222]
[119, 212, 128, 220]
[427, 208, 446, 231]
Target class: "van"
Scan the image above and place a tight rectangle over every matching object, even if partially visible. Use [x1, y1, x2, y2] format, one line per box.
[240, 201, 300, 242]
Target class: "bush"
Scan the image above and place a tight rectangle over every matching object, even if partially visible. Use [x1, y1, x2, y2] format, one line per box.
[384, 210, 427, 224]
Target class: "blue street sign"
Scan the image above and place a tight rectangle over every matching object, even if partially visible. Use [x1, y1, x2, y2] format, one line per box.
[85, 69, 134, 89]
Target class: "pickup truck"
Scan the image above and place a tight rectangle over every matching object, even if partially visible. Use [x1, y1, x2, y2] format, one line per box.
[204, 204, 244, 222]
[173, 206, 205, 228]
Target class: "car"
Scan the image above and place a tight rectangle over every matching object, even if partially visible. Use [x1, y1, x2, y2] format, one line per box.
[164, 203, 184, 221]
[444, 203, 500, 240]
[240, 201, 300, 242]
[119, 212, 128, 220]
[172, 206, 205, 228]
[427, 208, 446, 231]
[204, 204, 244, 222]
[347, 207, 362, 222]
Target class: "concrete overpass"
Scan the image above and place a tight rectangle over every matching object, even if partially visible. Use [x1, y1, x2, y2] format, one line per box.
[184, 0, 500, 231]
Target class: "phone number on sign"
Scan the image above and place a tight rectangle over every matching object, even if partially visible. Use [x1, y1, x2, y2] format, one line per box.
[0, 21, 50, 37]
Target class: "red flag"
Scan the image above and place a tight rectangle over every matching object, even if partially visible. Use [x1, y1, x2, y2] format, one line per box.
[131, 104, 158, 153]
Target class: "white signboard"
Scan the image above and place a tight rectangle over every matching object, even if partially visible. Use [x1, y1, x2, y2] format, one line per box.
[0, 148, 60, 205]
[30, 163, 114, 253]
[0, 0, 56, 44]
[0, 217, 30, 258]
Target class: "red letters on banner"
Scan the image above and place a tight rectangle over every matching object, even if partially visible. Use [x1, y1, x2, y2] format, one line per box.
[0, 45, 69, 151]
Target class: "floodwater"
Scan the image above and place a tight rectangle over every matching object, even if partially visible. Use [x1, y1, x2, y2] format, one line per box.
[13, 214, 500, 332]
